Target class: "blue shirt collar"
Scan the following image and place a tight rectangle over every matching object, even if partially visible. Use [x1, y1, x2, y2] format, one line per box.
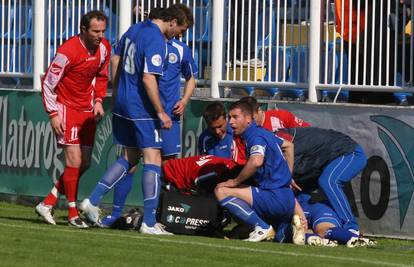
[242, 121, 258, 139]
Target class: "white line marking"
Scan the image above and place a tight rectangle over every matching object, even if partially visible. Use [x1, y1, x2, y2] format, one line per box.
[0, 222, 411, 267]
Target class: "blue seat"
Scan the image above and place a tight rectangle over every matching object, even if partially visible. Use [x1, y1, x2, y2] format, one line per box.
[183, 5, 210, 43]
[257, 7, 277, 54]
[283, 45, 307, 99]
[319, 41, 349, 101]
[3, 5, 33, 41]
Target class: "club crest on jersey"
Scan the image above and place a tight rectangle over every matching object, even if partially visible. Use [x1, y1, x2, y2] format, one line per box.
[151, 54, 162, 67]
[168, 53, 178, 64]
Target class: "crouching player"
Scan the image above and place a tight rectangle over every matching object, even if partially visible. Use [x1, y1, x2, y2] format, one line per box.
[215, 101, 295, 242]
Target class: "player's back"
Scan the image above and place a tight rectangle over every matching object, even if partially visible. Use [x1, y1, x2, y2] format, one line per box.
[113, 20, 166, 120]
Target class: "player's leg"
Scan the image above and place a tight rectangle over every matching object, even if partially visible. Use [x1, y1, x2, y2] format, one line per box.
[136, 121, 172, 235]
[80, 115, 141, 224]
[215, 186, 274, 242]
[318, 145, 367, 232]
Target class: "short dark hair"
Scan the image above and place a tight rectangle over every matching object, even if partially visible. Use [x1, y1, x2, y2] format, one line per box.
[148, 7, 164, 20]
[80, 10, 107, 31]
[229, 101, 254, 117]
[161, 4, 194, 27]
[203, 102, 226, 124]
[240, 96, 259, 112]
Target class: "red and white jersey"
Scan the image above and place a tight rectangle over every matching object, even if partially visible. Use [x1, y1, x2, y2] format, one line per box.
[42, 36, 111, 117]
[262, 109, 311, 132]
[163, 155, 238, 190]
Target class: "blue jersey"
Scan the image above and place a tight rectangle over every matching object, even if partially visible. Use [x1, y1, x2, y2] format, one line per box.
[198, 124, 235, 159]
[113, 20, 166, 120]
[160, 39, 198, 120]
[242, 122, 292, 190]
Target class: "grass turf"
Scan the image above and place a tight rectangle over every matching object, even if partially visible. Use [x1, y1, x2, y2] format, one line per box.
[0, 201, 413, 267]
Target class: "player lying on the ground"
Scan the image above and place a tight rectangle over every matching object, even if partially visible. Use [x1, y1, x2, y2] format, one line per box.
[285, 193, 376, 248]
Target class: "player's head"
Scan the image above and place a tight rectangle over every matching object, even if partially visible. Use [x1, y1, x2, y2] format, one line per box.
[240, 96, 263, 125]
[203, 102, 227, 139]
[228, 101, 254, 136]
[158, 4, 194, 39]
[80, 10, 107, 47]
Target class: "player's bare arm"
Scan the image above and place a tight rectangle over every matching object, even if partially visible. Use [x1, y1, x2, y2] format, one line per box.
[294, 199, 308, 231]
[173, 76, 195, 116]
[142, 73, 172, 129]
[281, 139, 294, 173]
[217, 154, 263, 188]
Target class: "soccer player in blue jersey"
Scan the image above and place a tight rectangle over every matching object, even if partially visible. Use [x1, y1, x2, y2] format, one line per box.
[97, 9, 198, 228]
[277, 193, 376, 247]
[80, 4, 194, 235]
[215, 100, 295, 242]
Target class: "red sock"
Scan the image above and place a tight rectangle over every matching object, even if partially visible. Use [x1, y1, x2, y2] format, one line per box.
[62, 166, 81, 220]
[43, 175, 65, 206]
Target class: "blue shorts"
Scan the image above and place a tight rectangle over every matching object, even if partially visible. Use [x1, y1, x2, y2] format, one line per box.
[112, 115, 162, 149]
[297, 194, 341, 231]
[305, 201, 341, 231]
[251, 187, 295, 223]
[161, 121, 181, 156]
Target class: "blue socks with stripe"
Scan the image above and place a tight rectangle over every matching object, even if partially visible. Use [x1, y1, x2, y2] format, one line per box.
[111, 172, 134, 218]
[324, 227, 359, 244]
[142, 164, 161, 227]
[89, 156, 132, 206]
[219, 196, 269, 229]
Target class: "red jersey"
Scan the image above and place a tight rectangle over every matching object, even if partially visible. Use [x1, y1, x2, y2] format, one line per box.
[163, 155, 238, 190]
[42, 36, 111, 117]
[261, 109, 311, 132]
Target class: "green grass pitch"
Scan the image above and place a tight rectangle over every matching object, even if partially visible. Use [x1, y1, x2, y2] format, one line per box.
[0, 201, 413, 267]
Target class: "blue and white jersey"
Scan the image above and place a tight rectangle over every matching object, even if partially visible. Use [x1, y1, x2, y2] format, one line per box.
[242, 122, 292, 190]
[113, 20, 167, 120]
[198, 124, 235, 159]
[160, 39, 198, 121]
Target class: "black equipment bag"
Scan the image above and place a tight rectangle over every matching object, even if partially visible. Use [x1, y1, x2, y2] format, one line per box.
[158, 191, 224, 235]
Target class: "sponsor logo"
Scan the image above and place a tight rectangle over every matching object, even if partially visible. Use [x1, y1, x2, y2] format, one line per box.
[219, 145, 228, 150]
[86, 56, 97, 61]
[167, 203, 192, 213]
[151, 54, 162, 67]
[168, 53, 178, 64]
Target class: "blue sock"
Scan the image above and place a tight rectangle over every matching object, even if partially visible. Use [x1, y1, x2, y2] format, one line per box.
[89, 157, 132, 206]
[142, 164, 161, 227]
[112, 172, 134, 218]
[219, 196, 269, 229]
[324, 227, 359, 244]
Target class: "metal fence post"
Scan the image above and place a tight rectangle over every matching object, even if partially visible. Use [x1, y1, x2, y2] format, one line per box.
[211, 0, 224, 98]
[33, 0, 45, 91]
[308, 0, 323, 102]
[119, 0, 132, 37]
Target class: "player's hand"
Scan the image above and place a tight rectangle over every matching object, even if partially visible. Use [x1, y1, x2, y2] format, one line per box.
[158, 111, 172, 129]
[94, 102, 105, 122]
[50, 116, 64, 137]
[300, 215, 308, 231]
[216, 179, 238, 188]
[173, 99, 187, 116]
[290, 180, 302, 192]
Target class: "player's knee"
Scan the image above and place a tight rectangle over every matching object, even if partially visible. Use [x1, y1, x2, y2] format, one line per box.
[214, 187, 229, 201]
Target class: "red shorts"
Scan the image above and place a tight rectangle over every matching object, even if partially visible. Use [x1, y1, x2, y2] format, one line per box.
[56, 103, 96, 146]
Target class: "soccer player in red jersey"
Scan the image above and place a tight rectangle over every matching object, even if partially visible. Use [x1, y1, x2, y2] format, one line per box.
[163, 155, 241, 193]
[240, 96, 311, 132]
[35, 11, 111, 228]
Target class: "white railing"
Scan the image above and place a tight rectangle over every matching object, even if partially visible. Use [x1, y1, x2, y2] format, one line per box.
[1, 0, 413, 103]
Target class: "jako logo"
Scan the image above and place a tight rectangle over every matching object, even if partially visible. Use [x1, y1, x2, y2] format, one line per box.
[167, 204, 191, 213]
[371, 115, 414, 228]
